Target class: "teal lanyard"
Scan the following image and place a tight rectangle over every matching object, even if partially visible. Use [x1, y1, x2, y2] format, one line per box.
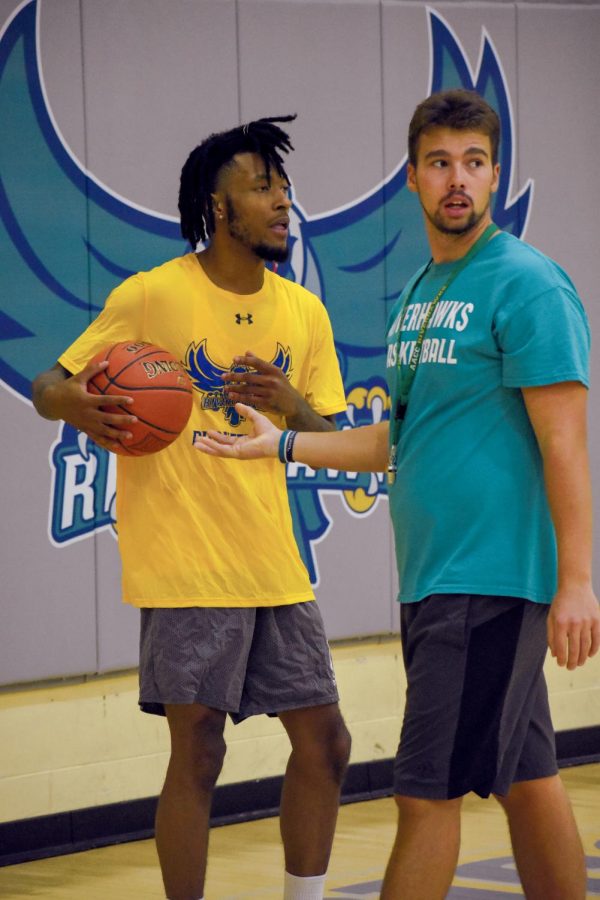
[388, 223, 499, 484]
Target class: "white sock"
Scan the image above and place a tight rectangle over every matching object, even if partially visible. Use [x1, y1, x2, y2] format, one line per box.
[283, 871, 327, 900]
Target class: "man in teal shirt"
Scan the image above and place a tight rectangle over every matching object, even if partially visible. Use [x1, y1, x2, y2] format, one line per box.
[195, 90, 600, 899]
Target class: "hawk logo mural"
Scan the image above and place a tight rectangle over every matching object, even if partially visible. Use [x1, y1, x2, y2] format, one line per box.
[0, 0, 532, 575]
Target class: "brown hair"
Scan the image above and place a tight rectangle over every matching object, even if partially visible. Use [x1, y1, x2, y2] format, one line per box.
[408, 89, 500, 167]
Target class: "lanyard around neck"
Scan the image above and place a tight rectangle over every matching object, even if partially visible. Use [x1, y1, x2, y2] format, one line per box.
[387, 222, 499, 484]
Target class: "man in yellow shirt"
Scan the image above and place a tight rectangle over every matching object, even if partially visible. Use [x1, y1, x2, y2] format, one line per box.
[33, 115, 351, 900]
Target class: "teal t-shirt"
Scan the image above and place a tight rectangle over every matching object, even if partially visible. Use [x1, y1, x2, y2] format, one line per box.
[385, 230, 590, 605]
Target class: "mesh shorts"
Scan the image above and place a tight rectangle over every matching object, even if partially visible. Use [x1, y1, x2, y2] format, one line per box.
[394, 594, 558, 800]
[138, 600, 339, 723]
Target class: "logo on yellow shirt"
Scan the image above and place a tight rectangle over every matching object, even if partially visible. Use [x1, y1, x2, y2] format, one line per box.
[183, 340, 292, 427]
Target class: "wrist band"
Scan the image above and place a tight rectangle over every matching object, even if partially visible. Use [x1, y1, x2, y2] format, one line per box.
[278, 430, 289, 463]
[285, 430, 298, 463]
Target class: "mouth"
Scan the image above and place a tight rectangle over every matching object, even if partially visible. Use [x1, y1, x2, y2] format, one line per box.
[442, 194, 471, 217]
[269, 217, 289, 237]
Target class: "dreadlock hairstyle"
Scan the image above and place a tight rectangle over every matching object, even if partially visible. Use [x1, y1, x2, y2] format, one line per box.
[178, 114, 297, 247]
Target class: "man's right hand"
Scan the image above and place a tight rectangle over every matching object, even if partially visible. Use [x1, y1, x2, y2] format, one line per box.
[33, 361, 137, 453]
[194, 403, 280, 460]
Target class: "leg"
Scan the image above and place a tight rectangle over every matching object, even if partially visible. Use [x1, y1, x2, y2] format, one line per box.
[381, 794, 462, 900]
[155, 703, 227, 900]
[494, 774, 587, 899]
[278, 703, 351, 876]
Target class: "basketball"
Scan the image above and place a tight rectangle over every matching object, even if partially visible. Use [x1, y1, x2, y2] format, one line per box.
[87, 341, 193, 456]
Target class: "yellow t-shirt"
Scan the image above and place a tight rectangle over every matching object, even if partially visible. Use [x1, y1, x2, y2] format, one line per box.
[59, 253, 346, 608]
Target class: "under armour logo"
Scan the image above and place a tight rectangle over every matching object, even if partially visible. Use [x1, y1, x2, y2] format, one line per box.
[235, 313, 253, 325]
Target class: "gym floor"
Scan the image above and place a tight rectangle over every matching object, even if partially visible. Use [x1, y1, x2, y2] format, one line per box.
[0, 762, 598, 898]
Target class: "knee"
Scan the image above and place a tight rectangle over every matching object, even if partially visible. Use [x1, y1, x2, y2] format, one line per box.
[327, 719, 352, 782]
[293, 715, 352, 784]
[494, 774, 563, 815]
[169, 711, 227, 791]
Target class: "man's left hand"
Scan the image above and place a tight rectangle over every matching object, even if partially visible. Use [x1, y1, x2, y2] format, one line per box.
[548, 585, 600, 669]
[222, 351, 302, 418]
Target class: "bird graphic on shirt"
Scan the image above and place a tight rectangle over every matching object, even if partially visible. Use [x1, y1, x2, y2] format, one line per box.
[185, 340, 292, 427]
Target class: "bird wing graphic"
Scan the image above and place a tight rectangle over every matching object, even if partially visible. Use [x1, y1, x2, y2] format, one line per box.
[270, 343, 292, 378]
[0, 0, 186, 397]
[184, 340, 229, 394]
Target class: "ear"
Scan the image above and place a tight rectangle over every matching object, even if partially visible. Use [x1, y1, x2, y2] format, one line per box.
[211, 192, 225, 222]
[407, 163, 418, 194]
[491, 163, 500, 195]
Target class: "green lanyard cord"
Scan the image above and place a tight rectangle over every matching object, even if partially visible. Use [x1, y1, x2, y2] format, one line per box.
[388, 223, 499, 483]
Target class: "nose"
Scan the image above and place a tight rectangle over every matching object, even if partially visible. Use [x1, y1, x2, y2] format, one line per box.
[275, 187, 292, 209]
[447, 164, 465, 190]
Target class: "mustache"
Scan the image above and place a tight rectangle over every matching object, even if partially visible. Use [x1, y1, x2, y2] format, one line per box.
[442, 190, 472, 204]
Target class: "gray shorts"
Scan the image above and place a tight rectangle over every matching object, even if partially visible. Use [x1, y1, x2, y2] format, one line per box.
[394, 594, 558, 800]
[138, 601, 339, 724]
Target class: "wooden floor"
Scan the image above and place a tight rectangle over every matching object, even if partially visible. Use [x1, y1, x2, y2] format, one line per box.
[0, 763, 598, 898]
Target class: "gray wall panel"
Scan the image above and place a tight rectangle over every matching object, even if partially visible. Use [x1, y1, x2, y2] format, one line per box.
[315, 496, 397, 638]
[95, 531, 140, 673]
[237, 0, 386, 215]
[0, 395, 97, 683]
[38, 0, 85, 162]
[78, 0, 239, 218]
[381, 4, 433, 178]
[0, 0, 20, 31]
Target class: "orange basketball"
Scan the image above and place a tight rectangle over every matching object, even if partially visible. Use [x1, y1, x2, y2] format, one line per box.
[87, 341, 193, 456]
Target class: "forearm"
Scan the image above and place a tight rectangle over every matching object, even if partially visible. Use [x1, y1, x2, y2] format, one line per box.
[288, 421, 389, 473]
[523, 382, 599, 667]
[285, 399, 337, 433]
[542, 439, 593, 589]
[523, 383, 594, 588]
[195, 405, 390, 473]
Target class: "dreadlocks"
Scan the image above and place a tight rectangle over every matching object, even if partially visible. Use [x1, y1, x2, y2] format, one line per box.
[178, 114, 296, 247]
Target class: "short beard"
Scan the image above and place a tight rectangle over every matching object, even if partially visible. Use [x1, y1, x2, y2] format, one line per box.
[253, 243, 289, 263]
[424, 204, 486, 237]
[225, 196, 289, 263]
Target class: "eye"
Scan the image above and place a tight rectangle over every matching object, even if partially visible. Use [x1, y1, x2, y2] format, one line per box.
[469, 158, 485, 168]
[432, 159, 448, 168]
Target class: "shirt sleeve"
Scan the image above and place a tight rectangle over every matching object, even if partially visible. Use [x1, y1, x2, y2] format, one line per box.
[304, 299, 347, 417]
[58, 274, 146, 374]
[495, 286, 590, 389]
